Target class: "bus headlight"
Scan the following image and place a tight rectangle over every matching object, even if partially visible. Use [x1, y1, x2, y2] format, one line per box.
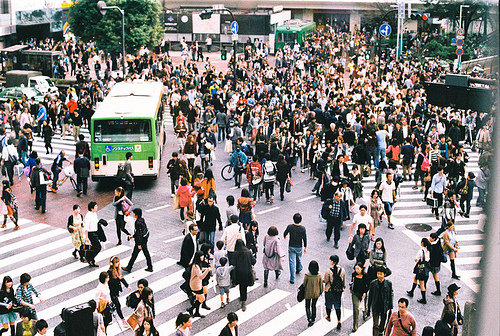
[148, 156, 153, 169]
[94, 158, 100, 171]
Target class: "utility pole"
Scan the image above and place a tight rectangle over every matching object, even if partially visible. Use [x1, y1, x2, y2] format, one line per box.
[97, 1, 127, 76]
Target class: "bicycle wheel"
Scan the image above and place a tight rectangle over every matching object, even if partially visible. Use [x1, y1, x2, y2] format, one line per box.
[70, 177, 78, 190]
[221, 164, 233, 181]
[57, 176, 67, 187]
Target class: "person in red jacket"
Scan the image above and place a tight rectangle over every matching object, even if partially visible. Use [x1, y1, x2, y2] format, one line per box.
[176, 177, 195, 222]
[246, 155, 262, 201]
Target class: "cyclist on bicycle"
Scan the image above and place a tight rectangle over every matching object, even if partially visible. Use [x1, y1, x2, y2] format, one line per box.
[229, 146, 248, 188]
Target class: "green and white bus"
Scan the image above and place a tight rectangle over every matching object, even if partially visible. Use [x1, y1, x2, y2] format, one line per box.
[90, 81, 166, 181]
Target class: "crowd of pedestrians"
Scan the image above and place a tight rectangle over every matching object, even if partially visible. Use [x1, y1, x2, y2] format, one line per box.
[0, 18, 494, 336]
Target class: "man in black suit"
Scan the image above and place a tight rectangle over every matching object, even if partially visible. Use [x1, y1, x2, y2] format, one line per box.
[178, 223, 199, 302]
[178, 223, 199, 268]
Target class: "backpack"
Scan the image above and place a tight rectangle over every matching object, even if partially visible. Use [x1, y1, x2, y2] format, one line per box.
[351, 146, 360, 164]
[116, 164, 126, 179]
[235, 154, 244, 170]
[263, 161, 276, 182]
[420, 153, 430, 171]
[321, 198, 333, 219]
[331, 266, 344, 292]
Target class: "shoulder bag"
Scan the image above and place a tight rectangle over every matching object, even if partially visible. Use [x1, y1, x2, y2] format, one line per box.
[297, 284, 305, 302]
[398, 311, 412, 335]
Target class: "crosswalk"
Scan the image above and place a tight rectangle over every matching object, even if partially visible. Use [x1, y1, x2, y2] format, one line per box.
[1, 220, 363, 336]
[355, 150, 485, 293]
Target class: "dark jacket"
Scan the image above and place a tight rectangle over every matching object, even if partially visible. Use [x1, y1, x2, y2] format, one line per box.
[456, 178, 475, 200]
[434, 320, 453, 336]
[430, 238, 444, 267]
[331, 162, 349, 180]
[179, 234, 197, 268]
[368, 278, 393, 314]
[107, 269, 129, 297]
[74, 155, 91, 178]
[276, 161, 290, 182]
[75, 140, 91, 160]
[199, 203, 222, 232]
[133, 217, 149, 246]
[352, 233, 370, 258]
[233, 248, 256, 287]
[17, 135, 28, 153]
[218, 324, 238, 336]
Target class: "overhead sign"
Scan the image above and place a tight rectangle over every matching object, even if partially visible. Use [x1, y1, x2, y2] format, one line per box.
[380, 23, 391, 37]
[230, 21, 239, 34]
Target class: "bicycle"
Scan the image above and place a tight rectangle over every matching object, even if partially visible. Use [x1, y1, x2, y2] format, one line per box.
[221, 163, 233, 181]
[49, 165, 78, 190]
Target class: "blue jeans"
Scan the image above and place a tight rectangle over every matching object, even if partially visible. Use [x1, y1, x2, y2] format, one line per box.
[367, 148, 378, 168]
[477, 187, 486, 207]
[378, 148, 386, 164]
[288, 246, 303, 282]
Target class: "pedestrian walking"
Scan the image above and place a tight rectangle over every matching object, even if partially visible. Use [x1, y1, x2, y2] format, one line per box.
[122, 208, 153, 273]
[475, 165, 489, 208]
[15, 273, 44, 320]
[41, 120, 53, 155]
[442, 222, 460, 280]
[368, 238, 388, 283]
[456, 172, 475, 218]
[430, 166, 447, 220]
[215, 257, 233, 308]
[246, 156, 262, 201]
[0, 276, 17, 336]
[167, 152, 182, 197]
[1, 181, 18, 230]
[434, 310, 455, 336]
[50, 151, 71, 193]
[83, 201, 101, 267]
[262, 154, 276, 203]
[384, 298, 417, 336]
[407, 238, 432, 304]
[174, 312, 192, 336]
[112, 187, 132, 246]
[283, 213, 307, 284]
[369, 190, 383, 237]
[441, 284, 462, 336]
[237, 189, 254, 229]
[218, 312, 238, 336]
[2, 139, 17, 186]
[15, 308, 37, 336]
[67, 204, 85, 261]
[276, 154, 291, 201]
[176, 177, 195, 222]
[232, 239, 255, 311]
[323, 255, 345, 329]
[379, 173, 397, 229]
[302, 260, 323, 327]
[229, 146, 247, 188]
[220, 215, 245, 265]
[429, 233, 445, 296]
[198, 196, 221, 250]
[107, 256, 131, 329]
[367, 267, 393, 336]
[17, 130, 28, 167]
[135, 316, 159, 336]
[122, 152, 135, 200]
[74, 150, 90, 196]
[350, 262, 369, 332]
[262, 226, 285, 288]
[188, 251, 211, 318]
[323, 191, 347, 248]
[94, 272, 112, 328]
[30, 158, 50, 214]
[136, 287, 155, 327]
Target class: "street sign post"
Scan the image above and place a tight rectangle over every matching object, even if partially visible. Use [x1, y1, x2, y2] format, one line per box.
[230, 21, 239, 35]
[456, 48, 463, 56]
[456, 38, 464, 47]
[398, 2, 405, 19]
[380, 23, 391, 37]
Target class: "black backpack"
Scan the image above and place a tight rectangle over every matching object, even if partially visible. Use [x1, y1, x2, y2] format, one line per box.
[331, 266, 344, 292]
[321, 199, 333, 219]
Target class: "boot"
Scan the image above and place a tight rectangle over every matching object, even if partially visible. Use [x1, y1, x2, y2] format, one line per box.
[417, 291, 427, 304]
[241, 300, 247, 311]
[192, 301, 205, 318]
[72, 249, 78, 259]
[201, 295, 211, 310]
[263, 270, 269, 287]
[275, 270, 281, 280]
[407, 282, 417, 297]
[450, 260, 460, 279]
[431, 281, 441, 296]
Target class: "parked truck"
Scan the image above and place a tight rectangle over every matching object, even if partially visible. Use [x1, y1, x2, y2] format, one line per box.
[5, 70, 59, 96]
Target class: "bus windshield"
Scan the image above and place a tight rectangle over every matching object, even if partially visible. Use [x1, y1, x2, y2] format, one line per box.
[93, 119, 152, 143]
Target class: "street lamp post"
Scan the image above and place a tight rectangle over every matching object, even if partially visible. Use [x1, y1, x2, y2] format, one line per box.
[458, 4, 470, 72]
[97, 1, 127, 76]
[200, 7, 237, 91]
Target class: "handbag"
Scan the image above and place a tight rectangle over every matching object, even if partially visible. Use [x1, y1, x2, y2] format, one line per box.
[6, 204, 14, 216]
[423, 173, 432, 182]
[173, 194, 180, 210]
[224, 139, 233, 153]
[426, 197, 438, 208]
[363, 164, 371, 177]
[297, 284, 305, 302]
[285, 178, 292, 193]
[126, 311, 139, 331]
[346, 242, 355, 260]
[122, 201, 131, 216]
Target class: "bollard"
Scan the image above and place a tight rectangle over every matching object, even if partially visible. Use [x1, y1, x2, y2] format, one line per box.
[462, 300, 476, 336]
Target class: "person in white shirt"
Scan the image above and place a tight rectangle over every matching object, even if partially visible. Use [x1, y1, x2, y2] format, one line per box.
[2, 139, 18, 186]
[220, 215, 246, 264]
[349, 205, 374, 239]
[379, 173, 397, 229]
[94, 272, 112, 327]
[83, 201, 101, 267]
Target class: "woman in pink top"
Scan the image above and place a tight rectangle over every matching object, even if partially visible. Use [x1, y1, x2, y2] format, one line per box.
[176, 177, 195, 222]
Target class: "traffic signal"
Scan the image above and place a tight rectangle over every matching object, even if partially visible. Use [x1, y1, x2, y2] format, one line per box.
[410, 10, 428, 21]
[221, 48, 227, 60]
[199, 9, 213, 20]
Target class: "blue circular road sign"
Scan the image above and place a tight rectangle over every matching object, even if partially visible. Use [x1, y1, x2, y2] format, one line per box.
[456, 48, 463, 56]
[231, 21, 239, 34]
[380, 24, 391, 37]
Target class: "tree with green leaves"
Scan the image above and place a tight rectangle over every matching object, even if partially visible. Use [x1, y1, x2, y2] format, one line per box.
[68, 0, 163, 55]
[424, 0, 493, 38]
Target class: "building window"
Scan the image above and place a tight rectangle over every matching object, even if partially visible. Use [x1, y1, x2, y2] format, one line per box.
[1, 0, 9, 15]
